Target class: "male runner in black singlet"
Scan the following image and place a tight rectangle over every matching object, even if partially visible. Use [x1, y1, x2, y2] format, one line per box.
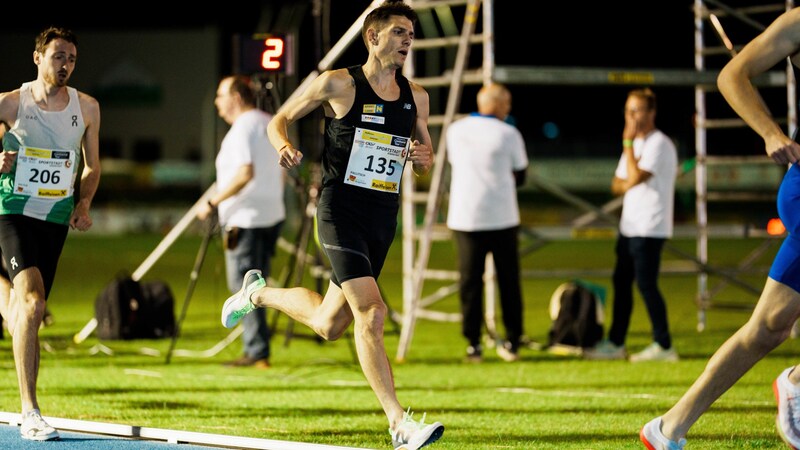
[221, 2, 442, 449]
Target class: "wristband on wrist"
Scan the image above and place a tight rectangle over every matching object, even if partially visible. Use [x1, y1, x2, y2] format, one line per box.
[622, 139, 634, 148]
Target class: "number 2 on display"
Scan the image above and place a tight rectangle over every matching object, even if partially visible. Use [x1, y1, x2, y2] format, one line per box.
[261, 38, 284, 70]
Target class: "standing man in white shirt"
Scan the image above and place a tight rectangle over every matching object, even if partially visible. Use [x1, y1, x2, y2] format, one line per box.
[197, 75, 284, 369]
[585, 87, 678, 362]
[446, 83, 529, 363]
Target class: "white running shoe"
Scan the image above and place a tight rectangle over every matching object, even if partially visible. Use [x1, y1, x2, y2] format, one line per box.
[629, 342, 679, 363]
[640, 417, 685, 450]
[20, 409, 59, 441]
[774, 366, 800, 448]
[390, 407, 444, 450]
[221, 269, 266, 328]
[495, 341, 520, 362]
[583, 339, 627, 360]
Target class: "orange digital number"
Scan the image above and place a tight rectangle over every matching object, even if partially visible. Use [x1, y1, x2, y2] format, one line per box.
[261, 38, 284, 70]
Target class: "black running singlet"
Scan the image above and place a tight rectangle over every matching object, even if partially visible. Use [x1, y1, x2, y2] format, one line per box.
[321, 65, 417, 204]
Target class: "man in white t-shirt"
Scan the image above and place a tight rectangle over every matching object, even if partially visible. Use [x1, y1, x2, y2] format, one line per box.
[446, 83, 529, 363]
[585, 87, 678, 362]
[197, 75, 285, 369]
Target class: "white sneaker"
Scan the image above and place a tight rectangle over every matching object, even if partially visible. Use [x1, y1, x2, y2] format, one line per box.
[20, 409, 59, 441]
[774, 366, 800, 448]
[220, 269, 266, 328]
[495, 341, 519, 362]
[640, 417, 686, 450]
[390, 408, 444, 450]
[583, 339, 627, 360]
[629, 342, 679, 363]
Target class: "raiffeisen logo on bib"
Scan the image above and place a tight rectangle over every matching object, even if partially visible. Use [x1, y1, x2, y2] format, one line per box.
[38, 189, 67, 197]
[371, 180, 398, 191]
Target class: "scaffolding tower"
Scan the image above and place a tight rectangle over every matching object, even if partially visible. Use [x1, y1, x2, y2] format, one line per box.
[396, 0, 493, 361]
[693, 0, 796, 331]
[396, 0, 795, 360]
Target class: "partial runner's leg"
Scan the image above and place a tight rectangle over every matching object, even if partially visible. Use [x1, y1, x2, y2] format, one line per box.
[253, 280, 353, 341]
[659, 278, 800, 441]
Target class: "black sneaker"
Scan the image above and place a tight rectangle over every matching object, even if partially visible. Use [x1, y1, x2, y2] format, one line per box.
[465, 344, 482, 363]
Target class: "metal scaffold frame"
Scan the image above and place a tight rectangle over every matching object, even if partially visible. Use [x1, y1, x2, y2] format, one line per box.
[692, 0, 796, 331]
[398, 0, 800, 358]
[397, 0, 490, 362]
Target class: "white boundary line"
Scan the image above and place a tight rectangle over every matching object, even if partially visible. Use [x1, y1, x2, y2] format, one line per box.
[0, 412, 372, 450]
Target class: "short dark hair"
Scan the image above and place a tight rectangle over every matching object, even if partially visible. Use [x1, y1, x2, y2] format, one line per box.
[362, 0, 418, 48]
[628, 87, 657, 111]
[226, 75, 257, 107]
[35, 27, 77, 53]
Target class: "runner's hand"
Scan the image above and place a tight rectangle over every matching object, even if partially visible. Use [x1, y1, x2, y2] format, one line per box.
[278, 145, 303, 169]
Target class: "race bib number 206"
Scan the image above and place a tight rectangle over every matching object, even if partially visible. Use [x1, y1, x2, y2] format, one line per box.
[343, 128, 409, 194]
[13, 146, 75, 198]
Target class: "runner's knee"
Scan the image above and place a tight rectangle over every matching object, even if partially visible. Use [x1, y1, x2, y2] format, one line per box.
[353, 301, 387, 331]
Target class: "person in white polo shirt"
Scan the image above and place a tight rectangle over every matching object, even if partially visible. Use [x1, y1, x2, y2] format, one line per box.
[446, 83, 529, 363]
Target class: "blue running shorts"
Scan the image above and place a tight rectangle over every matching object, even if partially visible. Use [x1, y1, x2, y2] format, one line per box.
[770, 163, 800, 293]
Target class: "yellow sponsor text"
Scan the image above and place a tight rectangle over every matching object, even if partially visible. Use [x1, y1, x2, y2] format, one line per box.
[361, 129, 391, 144]
[362, 104, 383, 114]
[371, 180, 398, 191]
[38, 189, 67, 197]
[25, 147, 52, 158]
[607, 72, 655, 84]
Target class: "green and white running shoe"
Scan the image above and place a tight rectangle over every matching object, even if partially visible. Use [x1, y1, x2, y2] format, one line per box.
[390, 407, 444, 450]
[221, 269, 265, 328]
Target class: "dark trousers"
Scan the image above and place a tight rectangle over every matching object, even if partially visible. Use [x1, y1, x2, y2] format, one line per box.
[224, 223, 283, 360]
[453, 227, 523, 348]
[608, 234, 671, 349]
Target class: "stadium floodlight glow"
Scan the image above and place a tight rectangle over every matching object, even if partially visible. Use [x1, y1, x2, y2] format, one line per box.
[767, 218, 786, 236]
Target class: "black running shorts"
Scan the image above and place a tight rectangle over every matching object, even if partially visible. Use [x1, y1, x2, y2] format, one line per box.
[0, 215, 68, 299]
[315, 186, 398, 286]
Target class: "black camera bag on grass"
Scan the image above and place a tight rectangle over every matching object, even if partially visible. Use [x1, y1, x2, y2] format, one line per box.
[95, 275, 176, 340]
[547, 279, 605, 349]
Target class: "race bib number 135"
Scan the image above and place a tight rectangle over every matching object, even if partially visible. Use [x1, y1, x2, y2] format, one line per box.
[343, 128, 409, 193]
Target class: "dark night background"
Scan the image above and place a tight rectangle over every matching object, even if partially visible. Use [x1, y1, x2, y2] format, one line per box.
[0, 1, 787, 163]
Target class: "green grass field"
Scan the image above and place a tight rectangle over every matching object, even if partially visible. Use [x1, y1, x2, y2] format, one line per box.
[0, 230, 795, 449]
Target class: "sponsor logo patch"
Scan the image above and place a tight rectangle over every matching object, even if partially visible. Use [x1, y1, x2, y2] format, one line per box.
[361, 114, 385, 125]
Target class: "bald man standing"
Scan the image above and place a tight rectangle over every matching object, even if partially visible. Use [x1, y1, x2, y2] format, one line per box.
[446, 83, 529, 363]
